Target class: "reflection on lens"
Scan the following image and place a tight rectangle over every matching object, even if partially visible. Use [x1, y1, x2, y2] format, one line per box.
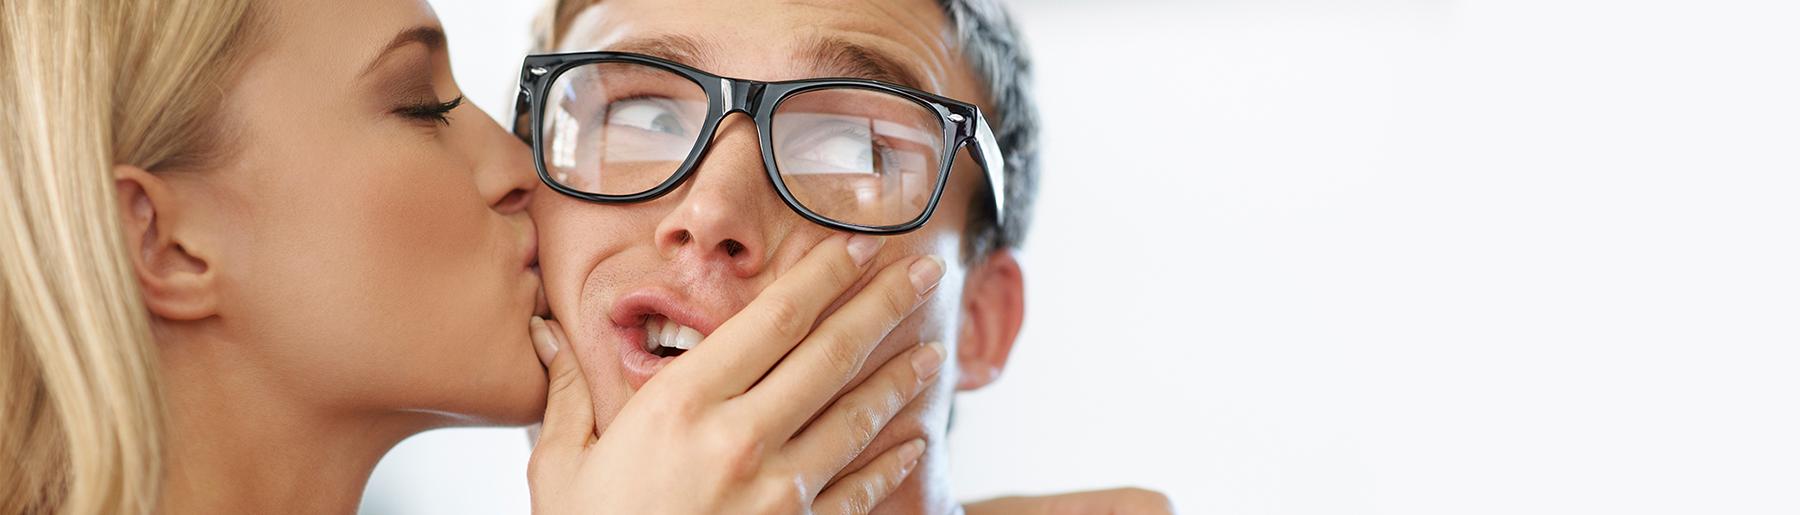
[772, 88, 944, 227]
[544, 62, 708, 196]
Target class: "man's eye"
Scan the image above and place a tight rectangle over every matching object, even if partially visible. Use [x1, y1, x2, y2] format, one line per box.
[798, 131, 880, 174]
[606, 98, 686, 135]
[782, 122, 899, 176]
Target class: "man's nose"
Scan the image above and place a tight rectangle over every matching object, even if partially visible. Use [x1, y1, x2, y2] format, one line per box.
[654, 115, 784, 277]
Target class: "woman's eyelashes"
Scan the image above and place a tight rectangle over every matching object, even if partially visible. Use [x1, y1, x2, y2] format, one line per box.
[394, 95, 464, 126]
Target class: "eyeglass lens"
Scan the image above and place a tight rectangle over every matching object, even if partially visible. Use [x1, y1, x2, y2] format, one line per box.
[541, 60, 947, 228]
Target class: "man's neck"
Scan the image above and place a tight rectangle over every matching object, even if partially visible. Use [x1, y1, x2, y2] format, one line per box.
[882, 445, 964, 515]
[868, 365, 965, 515]
[155, 335, 426, 514]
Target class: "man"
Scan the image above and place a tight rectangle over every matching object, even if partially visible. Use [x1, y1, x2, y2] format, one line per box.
[524, 0, 1164, 512]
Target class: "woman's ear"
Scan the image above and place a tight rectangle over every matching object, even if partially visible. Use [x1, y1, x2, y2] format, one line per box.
[114, 165, 218, 321]
[954, 249, 1026, 391]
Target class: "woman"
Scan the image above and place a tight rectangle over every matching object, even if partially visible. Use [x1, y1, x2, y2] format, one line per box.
[1, 0, 942, 513]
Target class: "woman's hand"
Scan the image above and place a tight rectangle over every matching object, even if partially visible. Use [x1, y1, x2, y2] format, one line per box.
[527, 234, 946, 515]
[964, 488, 1176, 515]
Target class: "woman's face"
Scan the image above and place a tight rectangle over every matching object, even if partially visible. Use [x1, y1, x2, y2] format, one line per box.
[193, 0, 547, 423]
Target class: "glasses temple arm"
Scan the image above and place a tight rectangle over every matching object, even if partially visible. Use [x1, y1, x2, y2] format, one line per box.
[969, 111, 1006, 224]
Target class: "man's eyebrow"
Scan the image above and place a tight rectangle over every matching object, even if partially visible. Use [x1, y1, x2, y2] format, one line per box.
[360, 26, 446, 77]
[602, 34, 926, 90]
[800, 37, 928, 91]
[606, 34, 717, 70]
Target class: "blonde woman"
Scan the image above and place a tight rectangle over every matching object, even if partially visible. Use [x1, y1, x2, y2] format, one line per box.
[0, 0, 949, 513]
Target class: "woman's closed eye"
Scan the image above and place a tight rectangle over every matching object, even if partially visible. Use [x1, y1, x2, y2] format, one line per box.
[394, 95, 464, 126]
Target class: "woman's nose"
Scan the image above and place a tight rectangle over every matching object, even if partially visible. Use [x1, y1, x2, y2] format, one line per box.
[469, 104, 537, 215]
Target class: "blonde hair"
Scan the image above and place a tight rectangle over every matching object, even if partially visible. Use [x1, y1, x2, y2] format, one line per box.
[0, 1, 259, 513]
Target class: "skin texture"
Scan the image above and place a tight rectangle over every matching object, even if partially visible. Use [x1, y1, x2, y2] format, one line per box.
[532, 0, 1029, 513]
[526, 237, 951, 515]
[964, 488, 1178, 515]
[126, 0, 548, 511]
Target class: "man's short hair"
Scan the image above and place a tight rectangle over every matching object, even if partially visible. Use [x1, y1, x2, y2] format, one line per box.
[530, 0, 1041, 261]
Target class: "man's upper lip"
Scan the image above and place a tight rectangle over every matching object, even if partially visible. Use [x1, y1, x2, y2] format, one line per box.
[609, 287, 727, 336]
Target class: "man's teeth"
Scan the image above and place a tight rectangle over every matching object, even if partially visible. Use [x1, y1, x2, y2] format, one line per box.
[644, 315, 704, 354]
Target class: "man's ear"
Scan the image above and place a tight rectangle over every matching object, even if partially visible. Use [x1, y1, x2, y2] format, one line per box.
[954, 249, 1025, 391]
[114, 165, 218, 321]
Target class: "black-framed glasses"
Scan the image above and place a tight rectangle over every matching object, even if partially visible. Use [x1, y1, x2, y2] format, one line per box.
[512, 51, 1005, 234]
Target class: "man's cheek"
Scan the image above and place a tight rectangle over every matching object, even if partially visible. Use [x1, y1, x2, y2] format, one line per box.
[854, 304, 942, 390]
[580, 350, 633, 431]
[536, 226, 589, 307]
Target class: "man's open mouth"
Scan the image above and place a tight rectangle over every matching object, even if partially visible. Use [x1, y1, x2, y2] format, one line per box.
[642, 314, 706, 358]
[609, 289, 732, 389]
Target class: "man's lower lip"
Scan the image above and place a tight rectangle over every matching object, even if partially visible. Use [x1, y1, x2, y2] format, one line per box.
[616, 325, 671, 390]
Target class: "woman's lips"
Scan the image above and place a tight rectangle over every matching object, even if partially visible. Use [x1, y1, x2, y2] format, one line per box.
[533, 277, 550, 318]
[524, 227, 546, 316]
[520, 230, 540, 273]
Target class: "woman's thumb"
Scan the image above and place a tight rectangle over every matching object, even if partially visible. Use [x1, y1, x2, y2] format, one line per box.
[532, 317, 596, 452]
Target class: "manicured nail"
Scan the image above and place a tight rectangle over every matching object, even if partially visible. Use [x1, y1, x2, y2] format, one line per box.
[898, 438, 926, 475]
[530, 316, 559, 368]
[846, 234, 884, 267]
[908, 256, 945, 295]
[911, 341, 946, 378]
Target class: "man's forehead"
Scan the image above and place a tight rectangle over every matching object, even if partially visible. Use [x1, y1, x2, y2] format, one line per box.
[555, 0, 964, 95]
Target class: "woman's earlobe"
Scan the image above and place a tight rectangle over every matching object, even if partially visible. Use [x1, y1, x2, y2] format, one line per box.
[954, 249, 1026, 391]
[114, 165, 218, 321]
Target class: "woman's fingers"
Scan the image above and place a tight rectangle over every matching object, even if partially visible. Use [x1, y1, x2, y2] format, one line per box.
[744, 255, 943, 434]
[661, 233, 885, 398]
[782, 342, 944, 488]
[531, 317, 596, 462]
[811, 438, 926, 515]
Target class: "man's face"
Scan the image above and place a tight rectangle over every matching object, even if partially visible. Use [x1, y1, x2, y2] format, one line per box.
[530, 0, 1019, 495]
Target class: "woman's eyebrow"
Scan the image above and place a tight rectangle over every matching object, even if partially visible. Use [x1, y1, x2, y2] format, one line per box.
[360, 26, 446, 78]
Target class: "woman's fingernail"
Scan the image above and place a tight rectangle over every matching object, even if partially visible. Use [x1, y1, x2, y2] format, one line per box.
[846, 234, 884, 267]
[909, 256, 945, 294]
[530, 316, 559, 368]
[912, 341, 946, 378]
[898, 438, 926, 475]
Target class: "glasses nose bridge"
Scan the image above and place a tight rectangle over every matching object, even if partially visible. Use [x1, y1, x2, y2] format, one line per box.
[700, 76, 769, 164]
[718, 77, 768, 116]
[704, 78, 772, 170]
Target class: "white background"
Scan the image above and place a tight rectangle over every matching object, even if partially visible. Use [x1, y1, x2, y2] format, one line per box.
[361, 1, 1800, 513]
